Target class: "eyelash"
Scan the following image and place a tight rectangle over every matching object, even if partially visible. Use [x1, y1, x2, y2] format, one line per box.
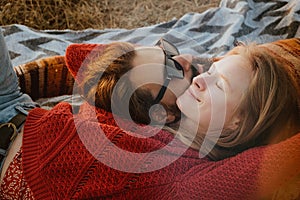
[206, 71, 223, 90]
[216, 82, 223, 90]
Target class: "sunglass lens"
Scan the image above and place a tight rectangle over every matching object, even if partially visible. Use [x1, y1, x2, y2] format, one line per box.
[165, 59, 184, 79]
[162, 40, 179, 56]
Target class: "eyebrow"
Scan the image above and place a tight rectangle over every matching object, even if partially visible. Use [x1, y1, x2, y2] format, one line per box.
[212, 64, 232, 90]
[220, 74, 231, 89]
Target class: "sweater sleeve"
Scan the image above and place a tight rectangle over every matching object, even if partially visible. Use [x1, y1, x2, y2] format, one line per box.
[176, 132, 300, 200]
[22, 102, 74, 199]
[21, 102, 300, 199]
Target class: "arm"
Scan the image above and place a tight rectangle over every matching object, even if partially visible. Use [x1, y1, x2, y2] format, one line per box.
[177, 133, 300, 199]
[0, 28, 19, 96]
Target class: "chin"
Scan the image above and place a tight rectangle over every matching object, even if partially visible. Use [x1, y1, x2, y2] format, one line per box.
[176, 94, 194, 120]
[176, 95, 184, 112]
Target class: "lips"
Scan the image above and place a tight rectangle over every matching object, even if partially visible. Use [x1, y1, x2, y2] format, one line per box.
[188, 87, 202, 103]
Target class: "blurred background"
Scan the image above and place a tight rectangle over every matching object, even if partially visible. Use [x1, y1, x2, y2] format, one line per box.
[0, 0, 220, 30]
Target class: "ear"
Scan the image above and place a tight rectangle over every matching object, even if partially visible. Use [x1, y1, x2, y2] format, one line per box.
[212, 56, 224, 62]
[149, 104, 176, 125]
[227, 116, 241, 130]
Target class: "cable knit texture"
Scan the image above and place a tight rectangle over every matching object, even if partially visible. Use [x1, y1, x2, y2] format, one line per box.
[22, 102, 300, 199]
[65, 43, 108, 84]
[21, 38, 300, 199]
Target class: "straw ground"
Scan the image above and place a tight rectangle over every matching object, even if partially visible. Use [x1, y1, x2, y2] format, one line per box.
[0, 0, 220, 30]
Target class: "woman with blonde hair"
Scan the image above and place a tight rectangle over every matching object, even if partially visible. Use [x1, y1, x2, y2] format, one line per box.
[0, 26, 299, 198]
[176, 39, 300, 160]
[71, 37, 300, 160]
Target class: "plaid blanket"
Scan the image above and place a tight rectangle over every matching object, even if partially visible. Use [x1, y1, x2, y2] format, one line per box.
[2, 0, 299, 67]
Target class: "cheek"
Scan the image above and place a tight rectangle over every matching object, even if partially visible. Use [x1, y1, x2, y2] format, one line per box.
[168, 78, 191, 97]
[177, 91, 213, 127]
[224, 90, 244, 117]
[145, 84, 162, 99]
[223, 97, 240, 121]
[177, 92, 200, 121]
[162, 89, 177, 105]
[203, 90, 228, 129]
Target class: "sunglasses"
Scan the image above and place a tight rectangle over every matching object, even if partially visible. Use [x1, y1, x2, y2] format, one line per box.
[153, 38, 185, 104]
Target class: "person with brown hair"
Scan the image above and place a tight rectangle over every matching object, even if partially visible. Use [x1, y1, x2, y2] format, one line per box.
[72, 38, 300, 161]
[0, 24, 300, 198]
[71, 39, 199, 126]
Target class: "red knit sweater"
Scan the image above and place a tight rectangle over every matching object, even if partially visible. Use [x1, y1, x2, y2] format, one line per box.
[22, 102, 300, 199]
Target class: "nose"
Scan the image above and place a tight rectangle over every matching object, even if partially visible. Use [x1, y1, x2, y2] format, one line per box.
[192, 75, 207, 91]
[173, 54, 193, 73]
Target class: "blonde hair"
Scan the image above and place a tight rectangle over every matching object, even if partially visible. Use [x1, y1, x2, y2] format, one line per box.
[185, 43, 300, 160]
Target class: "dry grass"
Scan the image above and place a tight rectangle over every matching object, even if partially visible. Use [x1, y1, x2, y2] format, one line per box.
[0, 0, 220, 30]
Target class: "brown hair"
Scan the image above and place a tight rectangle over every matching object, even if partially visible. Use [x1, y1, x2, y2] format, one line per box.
[79, 42, 155, 124]
[191, 43, 300, 160]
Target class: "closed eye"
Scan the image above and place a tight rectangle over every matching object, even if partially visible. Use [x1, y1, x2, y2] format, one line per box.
[216, 81, 223, 90]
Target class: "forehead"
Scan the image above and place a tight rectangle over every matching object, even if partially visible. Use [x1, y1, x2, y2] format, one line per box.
[216, 54, 251, 73]
[129, 46, 166, 87]
[132, 46, 164, 66]
[215, 54, 253, 90]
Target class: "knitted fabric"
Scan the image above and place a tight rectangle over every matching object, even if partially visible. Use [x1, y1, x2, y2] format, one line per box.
[65, 43, 108, 84]
[65, 38, 300, 99]
[260, 38, 300, 105]
[21, 38, 300, 199]
[22, 102, 300, 199]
